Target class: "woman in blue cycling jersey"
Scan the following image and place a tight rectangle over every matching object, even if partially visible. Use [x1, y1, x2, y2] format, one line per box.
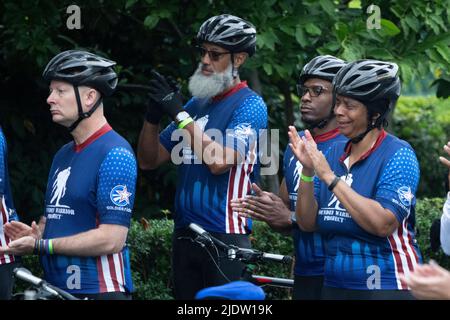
[289, 60, 421, 299]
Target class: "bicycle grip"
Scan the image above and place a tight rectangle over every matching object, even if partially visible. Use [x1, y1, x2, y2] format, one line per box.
[262, 253, 293, 264]
[14, 267, 44, 286]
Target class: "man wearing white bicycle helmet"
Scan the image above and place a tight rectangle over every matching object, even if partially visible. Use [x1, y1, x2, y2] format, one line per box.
[289, 59, 421, 299]
[231, 55, 347, 299]
[137, 14, 267, 299]
[2, 50, 137, 300]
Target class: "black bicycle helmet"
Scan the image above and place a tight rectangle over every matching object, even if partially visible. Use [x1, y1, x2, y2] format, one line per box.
[43, 50, 118, 132]
[43, 50, 118, 96]
[333, 59, 401, 142]
[298, 55, 346, 130]
[196, 14, 257, 57]
[299, 55, 347, 84]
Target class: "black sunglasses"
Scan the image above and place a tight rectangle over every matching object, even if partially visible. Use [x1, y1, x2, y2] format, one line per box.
[195, 46, 231, 62]
[296, 84, 329, 97]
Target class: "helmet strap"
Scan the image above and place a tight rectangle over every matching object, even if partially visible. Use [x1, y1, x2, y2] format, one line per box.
[350, 116, 377, 144]
[68, 86, 103, 132]
[231, 53, 238, 79]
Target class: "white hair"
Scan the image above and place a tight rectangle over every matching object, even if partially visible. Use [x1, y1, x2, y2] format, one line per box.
[188, 63, 234, 99]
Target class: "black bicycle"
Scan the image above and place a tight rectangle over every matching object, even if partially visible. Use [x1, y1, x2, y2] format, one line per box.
[12, 267, 80, 300]
[188, 223, 294, 291]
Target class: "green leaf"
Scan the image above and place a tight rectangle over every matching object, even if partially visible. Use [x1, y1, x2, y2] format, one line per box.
[144, 15, 159, 30]
[305, 23, 322, 36]
[274, 64, 287, 77]
[404, 16, 420, 32]
[125, 0, 138, 9]
[430, 14, 447, 32]
[334, 22, 349, 43]
[321, 41, 341, 52]
[380, 19, 401, 36]
[279, 24, 294, 36]
[295, 26, 307, 47]
[258, 30, 278, 50]
[435, 44, 450, 64]
[319, 0, 335, 16]
[426, 16, 441, 34]
[427, 48, 450, 66]
[348, 0, 361, 9]
[370, 48, 394, 60]
[159, 9, 171, 19]
[400, 19, 410, 39]
[263, 63, 273, 75]
[341, 43, 362, 61]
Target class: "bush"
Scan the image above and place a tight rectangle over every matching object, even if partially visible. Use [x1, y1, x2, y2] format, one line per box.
[128, 218, 174, 300]
[128, 219, 294, 300]
[392, 96, 450, 198]
[415, 197, 450, 269]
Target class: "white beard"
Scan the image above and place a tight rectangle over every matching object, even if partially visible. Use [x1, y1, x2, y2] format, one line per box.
[188, 63, 234, 99]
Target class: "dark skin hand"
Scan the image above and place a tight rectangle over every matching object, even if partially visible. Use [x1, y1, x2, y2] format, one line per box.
[230, 183, 292, 233]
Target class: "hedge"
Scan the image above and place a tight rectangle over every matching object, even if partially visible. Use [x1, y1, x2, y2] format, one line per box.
[14, 197, 450, 299]
[392, 96, 450, 198]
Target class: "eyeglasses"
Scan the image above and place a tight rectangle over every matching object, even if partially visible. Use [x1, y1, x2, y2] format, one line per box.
[296, 85, 329, 97]
[195, 46, 231, 62]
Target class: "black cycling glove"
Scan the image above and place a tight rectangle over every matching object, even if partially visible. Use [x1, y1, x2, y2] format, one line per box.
[148, 71, 183, 120]
[144, 95, 164, 124]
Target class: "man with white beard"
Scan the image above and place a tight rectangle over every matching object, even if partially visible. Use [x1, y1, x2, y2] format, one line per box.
[137, 14, 268, 299]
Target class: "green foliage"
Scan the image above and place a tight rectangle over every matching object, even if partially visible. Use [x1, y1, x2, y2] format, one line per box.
[13, 255, 42, 296]
[128, 219, 174, 299]
[392, 96, 450, 198]
[251, 221, 293, 300]
[415, 197, 450, 269]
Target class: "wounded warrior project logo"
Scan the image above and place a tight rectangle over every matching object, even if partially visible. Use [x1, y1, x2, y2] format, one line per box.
[109, 185, 132, 212]
[46, 167, 75, 219]
[318, 174, 353, 223]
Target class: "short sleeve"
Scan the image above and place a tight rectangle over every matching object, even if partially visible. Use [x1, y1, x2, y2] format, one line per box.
[375, 147, 420, 222]
[97, 147, 137, 227]
[225, 95, 268, 157]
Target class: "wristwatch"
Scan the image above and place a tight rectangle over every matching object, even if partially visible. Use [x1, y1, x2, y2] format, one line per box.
[175, 111, 191, 125]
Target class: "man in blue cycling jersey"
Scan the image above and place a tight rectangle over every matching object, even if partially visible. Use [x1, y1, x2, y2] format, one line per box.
[0, 127, 19, 300]
[1, 50, 137, 300]
[137, 14, 268, 299]
[231, 55, 347, 299]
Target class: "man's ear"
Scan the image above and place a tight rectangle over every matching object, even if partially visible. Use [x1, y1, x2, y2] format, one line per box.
[233, 52, 248, 69]
[84, 88, 100, 110]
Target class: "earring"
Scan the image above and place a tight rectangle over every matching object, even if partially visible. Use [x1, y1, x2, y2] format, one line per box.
[232, 67, 238, 78]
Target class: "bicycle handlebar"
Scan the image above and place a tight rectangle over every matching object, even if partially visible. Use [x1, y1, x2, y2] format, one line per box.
[14, 268, 44, 286]
[188, 223, 293, 265]
[13, 267, 80, 300]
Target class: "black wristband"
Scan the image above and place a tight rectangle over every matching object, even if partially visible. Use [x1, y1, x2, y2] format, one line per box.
[328, 176, 341, 192]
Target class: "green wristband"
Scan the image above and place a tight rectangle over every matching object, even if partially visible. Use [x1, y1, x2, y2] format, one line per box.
[48, 239, 54, 255]
[300, 173, 314, 182]
[178, 117, 194, 129]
